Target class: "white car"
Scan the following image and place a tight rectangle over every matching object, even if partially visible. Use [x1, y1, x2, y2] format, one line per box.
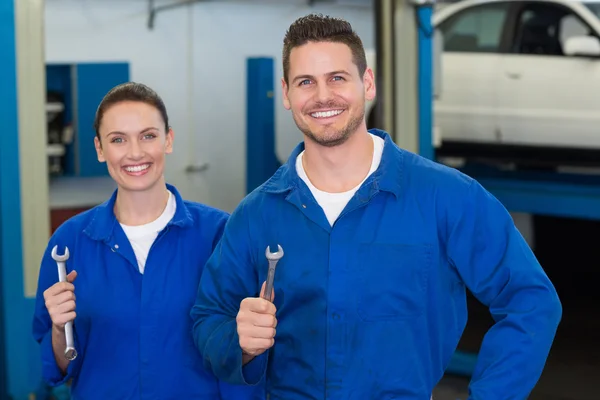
[434, 0, 600, 167]
[368, 0, 600, 167]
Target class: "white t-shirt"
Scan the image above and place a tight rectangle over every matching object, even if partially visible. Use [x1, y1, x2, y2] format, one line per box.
[120, 190, 177, 274]
[296, 133, 385, 226]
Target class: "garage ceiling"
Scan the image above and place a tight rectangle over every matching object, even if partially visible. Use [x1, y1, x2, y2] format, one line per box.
[147, 0, 373, 29]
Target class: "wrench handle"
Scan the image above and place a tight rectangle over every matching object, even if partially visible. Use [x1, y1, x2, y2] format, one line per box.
[262, 261, 277, 302]
[64, 321, 77, 360]
[57, 260, 68, 283]
[56, 260, 77, 360]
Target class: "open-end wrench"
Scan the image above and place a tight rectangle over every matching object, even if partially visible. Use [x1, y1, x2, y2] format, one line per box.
[263, 245, 284, 302]
[51, 245, 78, 361]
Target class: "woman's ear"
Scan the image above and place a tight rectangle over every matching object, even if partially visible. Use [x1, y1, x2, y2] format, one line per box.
[94, 136, 105, 162]
[165, 127, 174, 154]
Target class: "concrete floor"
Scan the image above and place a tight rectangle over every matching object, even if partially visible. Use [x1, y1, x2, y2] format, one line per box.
[433, 375, 470, 399]
[431, 214, 600, 400]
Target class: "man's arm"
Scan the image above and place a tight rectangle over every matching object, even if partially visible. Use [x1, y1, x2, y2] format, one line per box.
[446, 179, 562, 399]
[191, 201, 267, 386]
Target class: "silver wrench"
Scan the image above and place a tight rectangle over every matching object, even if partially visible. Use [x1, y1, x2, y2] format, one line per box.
[263, 245, 284, 302]
[51, 245, 78, 361]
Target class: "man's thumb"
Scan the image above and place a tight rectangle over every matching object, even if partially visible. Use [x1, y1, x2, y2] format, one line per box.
[67, 270, 78, 283]
[260, 281, 275, 302]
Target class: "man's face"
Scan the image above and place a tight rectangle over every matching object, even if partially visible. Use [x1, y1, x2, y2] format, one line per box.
[282, 41, 375, 147]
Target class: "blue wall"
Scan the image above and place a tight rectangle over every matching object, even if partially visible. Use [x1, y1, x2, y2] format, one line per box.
[46, 64, 76, 175]
[76, 62, 129, 177]
[46, 62, 130, 177]
[0, 0, 39, 399]
[0, 49, 129, 400]
[0, 0, 16, 396]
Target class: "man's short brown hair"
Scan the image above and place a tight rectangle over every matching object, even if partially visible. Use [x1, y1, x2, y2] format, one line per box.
[282, 13, 367, 85]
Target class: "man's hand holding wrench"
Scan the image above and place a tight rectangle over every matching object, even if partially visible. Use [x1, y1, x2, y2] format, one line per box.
[236, 244, 284, 364]
[44, 245, 78, 371]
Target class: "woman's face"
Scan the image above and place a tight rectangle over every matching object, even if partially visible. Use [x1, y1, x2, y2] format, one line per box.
[94, 101, 173, 193]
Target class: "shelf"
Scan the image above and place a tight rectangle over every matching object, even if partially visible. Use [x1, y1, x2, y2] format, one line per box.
[46, 102, 64, 113]
[49, 176, 116, 209]
[46, 143, 65, 157]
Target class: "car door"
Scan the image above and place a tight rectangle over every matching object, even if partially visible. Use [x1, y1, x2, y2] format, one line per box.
[497, 1, 600, 150]
[435, 2, 511, 145]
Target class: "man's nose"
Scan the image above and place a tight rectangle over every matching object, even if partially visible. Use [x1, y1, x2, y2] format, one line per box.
[315, 83, 334, 103]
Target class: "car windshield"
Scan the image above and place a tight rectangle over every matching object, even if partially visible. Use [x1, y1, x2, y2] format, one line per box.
[585, 3, 600, 19]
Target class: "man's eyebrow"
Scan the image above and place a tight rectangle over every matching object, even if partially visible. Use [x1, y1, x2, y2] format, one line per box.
[292, 74, 315, 84]
[292, 70, 351, 84]
[327, 70, 350, 76]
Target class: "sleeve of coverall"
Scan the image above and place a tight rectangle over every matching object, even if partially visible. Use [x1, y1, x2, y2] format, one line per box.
[446, 179, 562, 400]
[32, 231, 82, 387]
[191, 200, 267, 386]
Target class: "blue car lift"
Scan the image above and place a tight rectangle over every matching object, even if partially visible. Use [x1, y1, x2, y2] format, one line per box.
[412, 0, 482, 377]
[414, 0, 600, 379]
[441, 157, 600, 378]
[246, 57, 280, 194]
[413, 0, 600, 377]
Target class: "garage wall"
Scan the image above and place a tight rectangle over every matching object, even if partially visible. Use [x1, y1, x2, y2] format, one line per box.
[44, 0, 374, 212]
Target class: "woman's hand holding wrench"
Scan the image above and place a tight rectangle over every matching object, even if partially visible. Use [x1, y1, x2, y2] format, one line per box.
[45, 245, 78, 365]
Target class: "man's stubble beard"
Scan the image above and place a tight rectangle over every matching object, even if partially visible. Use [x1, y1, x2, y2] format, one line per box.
[294, 107, 365, 148]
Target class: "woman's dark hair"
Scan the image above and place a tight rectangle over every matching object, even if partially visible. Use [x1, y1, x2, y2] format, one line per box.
[93, 82, 169, 140]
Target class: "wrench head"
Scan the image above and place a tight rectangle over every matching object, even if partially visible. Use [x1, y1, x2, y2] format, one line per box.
[265, 244, 284, 261]
[64, 347, 77, 361]
[51, 245, 70, 262]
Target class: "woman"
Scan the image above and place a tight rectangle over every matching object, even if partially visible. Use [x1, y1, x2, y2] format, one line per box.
[32, 82, 264, 399]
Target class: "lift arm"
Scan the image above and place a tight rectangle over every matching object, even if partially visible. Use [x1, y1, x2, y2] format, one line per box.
[373, 0, 437, 159]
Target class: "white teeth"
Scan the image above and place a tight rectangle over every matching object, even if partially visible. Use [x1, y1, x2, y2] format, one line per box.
[311, 110, 343, 118]
[125, 164, 150, 173]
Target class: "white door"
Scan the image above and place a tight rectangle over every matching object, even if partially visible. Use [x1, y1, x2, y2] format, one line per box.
[497, 1, 600, 150]
[435, 2, 511, 145]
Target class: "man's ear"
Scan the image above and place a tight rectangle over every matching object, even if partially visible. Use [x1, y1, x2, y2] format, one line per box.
[94, 136, 105, 162]
[281, 77, 291, 110]
[165, 127, 174, 154]
[363, 67, 376, 102]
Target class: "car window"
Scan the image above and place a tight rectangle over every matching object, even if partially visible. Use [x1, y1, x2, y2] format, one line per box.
[559, 15, 590, 45]
[584, 3, 600, 19]
[511, 3, 593, 56]
[439, 3, 509, 53]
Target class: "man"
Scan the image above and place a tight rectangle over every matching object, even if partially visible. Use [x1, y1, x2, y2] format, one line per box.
[191, 13, 562, 399]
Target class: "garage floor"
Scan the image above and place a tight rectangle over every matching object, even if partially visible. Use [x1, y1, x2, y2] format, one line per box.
[432, 215, 600, 400]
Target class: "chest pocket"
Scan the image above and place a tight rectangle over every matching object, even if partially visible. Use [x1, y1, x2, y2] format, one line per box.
[356, 242, 432, 321]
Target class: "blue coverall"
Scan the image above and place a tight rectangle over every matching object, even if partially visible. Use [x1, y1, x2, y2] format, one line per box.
[191, 129, 562, 399]
[32, 184, 265, 400]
